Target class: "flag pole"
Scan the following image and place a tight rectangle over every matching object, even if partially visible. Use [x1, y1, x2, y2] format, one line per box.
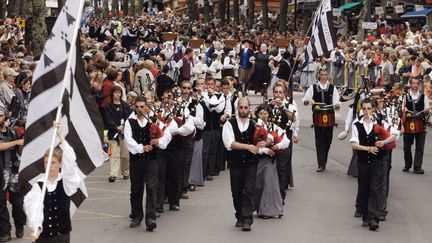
[32, 0, 86, 240]
[287, 0, 326, 102]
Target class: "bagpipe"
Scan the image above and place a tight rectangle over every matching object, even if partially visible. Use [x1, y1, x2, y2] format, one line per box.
[248, 110, 284, 149]
[371, 113, 396, 151]
[264, 98, 296, 129]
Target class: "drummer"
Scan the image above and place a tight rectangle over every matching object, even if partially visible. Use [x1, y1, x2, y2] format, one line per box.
[303, 68, 340, 172]
[402, 78, 429, 174]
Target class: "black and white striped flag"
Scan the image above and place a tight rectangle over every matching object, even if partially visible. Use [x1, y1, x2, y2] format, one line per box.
[303, 0, 337, 65]
[19, 0, 104, 213]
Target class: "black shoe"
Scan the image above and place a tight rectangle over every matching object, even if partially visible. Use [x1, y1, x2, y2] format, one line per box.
[242, 222, 251, 231]
[362, 221, 368, 227]
[316, 167, 325, 172]
[146, 219, 157, 231]
[15, 225, 24, 238]
[169, 205, 180, 211]
[123, 175, 129, 180]
[414, 168, 425, 174]
[156, 205, 164, 213]
[402, 167, 410, 172]
[368, 220, 379, 231]
[354, 209, 362, 218]
[108, 176, 116, 182]
[0, 233, 11, 242]
[130, 219, 141, 228]
[181, 194, 189, 199]
[379, 215, 386, 221]
[206, 176, 214, 181]
[235, 219, 243, 227]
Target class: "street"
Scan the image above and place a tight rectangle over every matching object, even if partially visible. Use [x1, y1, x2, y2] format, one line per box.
[14, 92, 432, 243]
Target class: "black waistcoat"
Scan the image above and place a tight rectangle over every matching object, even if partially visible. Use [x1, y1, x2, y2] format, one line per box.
[39, 180, 71, 238]
[228, 118, 258, 167]
[128, 119, 158, 161]
[355, 122, 383, 164]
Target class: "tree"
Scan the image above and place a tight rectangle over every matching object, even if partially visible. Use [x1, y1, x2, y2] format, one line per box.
[7, 0, 16, 17]
[247, 0, 254, 27]
[130, 0, 135, 16]
[203, 0, 210, 23]
[112, 0, 119, 17]
[219, 0, 226, 25]
[187, 0, 196, 21]
[32, 0, 48, 58]
[279, 0, 288, 32]
[18, 0, 25, 17]
[0, 1, 6, 19]
[57, 0, 64, 11]
[138, 0, 143, 13]
[261, 0, 268, 29]
[233, 0, 239, 25]
[123, 0, 129, 16]
[103, 0, 109, 17]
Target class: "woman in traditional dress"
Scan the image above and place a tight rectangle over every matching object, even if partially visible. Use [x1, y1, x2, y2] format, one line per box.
[254, 104, 290, 218]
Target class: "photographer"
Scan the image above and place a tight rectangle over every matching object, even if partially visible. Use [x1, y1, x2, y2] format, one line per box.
[0, 107, 25, 241]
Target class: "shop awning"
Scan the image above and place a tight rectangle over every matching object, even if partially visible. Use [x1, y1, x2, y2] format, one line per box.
[339, 2, 362, 10]
[401, 9, 432, 18]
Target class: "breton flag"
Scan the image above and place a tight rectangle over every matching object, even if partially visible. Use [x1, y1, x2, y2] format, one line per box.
[19, 0, 104, 213]
[303, 0, 337, 65]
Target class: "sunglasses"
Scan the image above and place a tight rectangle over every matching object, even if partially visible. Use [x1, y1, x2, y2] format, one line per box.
[182, 86, 192, 89]
[238, 106, 249, 109]
[135, 105, 145, 109]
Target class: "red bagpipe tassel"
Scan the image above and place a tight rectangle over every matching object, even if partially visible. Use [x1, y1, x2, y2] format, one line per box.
[373, 123, 396, 150]
[253, 126, 268, 145]
[150, 123, 164, 139]
[270, 131, 283, 145]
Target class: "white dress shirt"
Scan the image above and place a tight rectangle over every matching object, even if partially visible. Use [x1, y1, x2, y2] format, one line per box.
[302, 81, 341, 105]
[222, 116, 250, 151]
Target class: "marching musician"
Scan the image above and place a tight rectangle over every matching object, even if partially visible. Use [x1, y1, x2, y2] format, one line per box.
[303, 68, 340, 172]
[350, 98, 390, 231]
[269, 82, 299, 203]
[200, 77, 226, 181]
[222, 98, 259, 232]
[124, 96, 172, 231]
[177, 81, 205, 198]
[402, 78, 429, 174]
[254, 104, 290, 219]
[188, 79, 207, 191]
[157, 89, 195, 213]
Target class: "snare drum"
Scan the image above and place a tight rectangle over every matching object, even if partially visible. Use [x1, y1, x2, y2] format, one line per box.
[404, 116, 425, 134]
[313, 107, 335, 127]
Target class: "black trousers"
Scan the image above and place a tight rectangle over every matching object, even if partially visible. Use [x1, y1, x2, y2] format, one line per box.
[180, 139, 194, 193]
[130, 158, 159, 224]
[36, 233, 70, 243]
[229, 164, 257, 225]
[403, 132, 426, 169]
[314, 126, 333, 168]
[382, 151, 392, 212]
[0, 189, 26, 235]
[357, 160, 385, 223]
[202, 130, 219, 178]
[276, 148, 291, 201]
[215, 127, 227, 174]
[161, 149, 181, 206]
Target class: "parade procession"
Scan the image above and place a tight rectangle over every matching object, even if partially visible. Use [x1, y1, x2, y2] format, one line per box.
[0, 0, 432, 242]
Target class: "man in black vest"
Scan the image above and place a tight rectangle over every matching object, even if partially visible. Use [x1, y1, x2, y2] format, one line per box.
[402, 78, 429, 174]
[222, 98, 259, 232]
[350, 98, 395, 231]
[124, 96, 172, 231]
[303, 68, 340, 172]
[201, 77, 225, 181]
